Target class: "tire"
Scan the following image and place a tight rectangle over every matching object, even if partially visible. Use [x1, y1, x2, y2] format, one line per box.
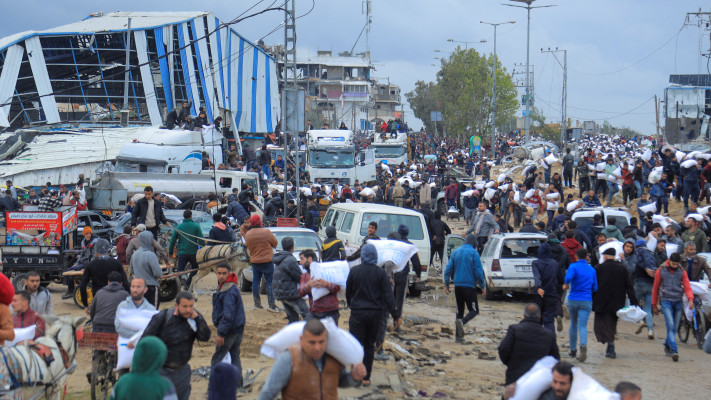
[677, 315, 690, 344]
[159, 278, 180, 302]
[12, 273, 28, 292]
[239, 272, 252, 292]
[484, 287, 495, 301]
[91, 354, 110, 400]
[408, 284, 422, 298]
[694, 307, 706, 349]
[74, 285, 93, 309]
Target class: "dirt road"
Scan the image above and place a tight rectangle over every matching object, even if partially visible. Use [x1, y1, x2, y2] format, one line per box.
[56, 168, 710, 399]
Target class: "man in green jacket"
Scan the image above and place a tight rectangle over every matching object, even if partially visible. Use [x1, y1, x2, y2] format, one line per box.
[169, 210, 204, 290]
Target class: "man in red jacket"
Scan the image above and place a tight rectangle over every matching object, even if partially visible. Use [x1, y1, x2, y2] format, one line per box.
[12, 291, 45, 340]
[561, 230, 582, 262]
[298, 250, 340, 326]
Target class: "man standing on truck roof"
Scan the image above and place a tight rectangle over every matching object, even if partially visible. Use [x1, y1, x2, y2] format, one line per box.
[131, 186, 169, 240]
[0, 190, 20, 212]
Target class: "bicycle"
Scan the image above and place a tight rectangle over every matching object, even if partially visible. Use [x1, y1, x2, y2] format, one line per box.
[677, 297, 708, 349]
[78, 331, 119, 400]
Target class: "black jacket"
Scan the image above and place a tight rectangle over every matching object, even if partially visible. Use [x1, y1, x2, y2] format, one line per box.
[593, 259, 638, 313]
[519, 224, 537, 233]
[549, 241, 571, 272]
[429, 218, 451, 245]
[143, 308, 211, 368]
[498, 317, 560, 385]
[131, 197, 167, 227]
[208, 225, 233, 245]
[346, 262, 399, 320]
[322, 238, 346, 262]
[272, 250, 302, 300]
[531, 243, 563, 297]
[79, 257, 130, 307]
[0, 196, 21, 212]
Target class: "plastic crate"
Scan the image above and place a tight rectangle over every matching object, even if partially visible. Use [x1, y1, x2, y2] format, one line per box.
[78, 332, 118, 351]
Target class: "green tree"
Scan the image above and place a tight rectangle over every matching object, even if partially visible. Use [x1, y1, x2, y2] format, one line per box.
[405, 47, 518, 142]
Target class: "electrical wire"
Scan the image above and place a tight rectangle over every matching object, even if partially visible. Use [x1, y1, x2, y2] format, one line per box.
[535, 94, 655, 122]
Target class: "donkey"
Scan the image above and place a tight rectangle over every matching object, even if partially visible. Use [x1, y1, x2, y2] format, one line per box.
[0, 315, 86, 400]
[187, 241, 249, 299]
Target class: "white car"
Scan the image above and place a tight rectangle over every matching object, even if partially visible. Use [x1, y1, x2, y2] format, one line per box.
[444, 233, 548, 300]
[571, 207, 631, 237]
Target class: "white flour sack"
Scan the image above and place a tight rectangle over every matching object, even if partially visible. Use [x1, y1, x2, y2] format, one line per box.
[261, 318, 364, 365]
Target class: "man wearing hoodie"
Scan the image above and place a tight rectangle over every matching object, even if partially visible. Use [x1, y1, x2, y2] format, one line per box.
[169, 210, 204, 290]
[346, 243, 402, 385]
[273, 237, 309, 323]
[633, 238, 657, 340]
[388, 226, 422, 320]
[130, 231, 165, 307]
[115, 278, 156, 341]
[532, 243, 565, 333]
[603, 216, 625, 242]
[593, 248, 638, 359]
[90, 271, 129, 333]
[547, 233, 571, 331]
[211, 263, 246, 383]
[443, 235, 486, 342]
[561, 230, 582, 263]
[563, 248, 598, 362]
[322, 226, 346, 261]
[110, 336, 178, 400]
[244, 215, 279, 312]
[79, 238, 129, 308]
[208, 213, 232, 245]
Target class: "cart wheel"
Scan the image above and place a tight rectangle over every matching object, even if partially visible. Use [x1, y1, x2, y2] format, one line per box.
[74, 285, 93, 309]
[12, 273, 28, 292]
[239, 271, 252, 292]
[159, 278, 180, 303]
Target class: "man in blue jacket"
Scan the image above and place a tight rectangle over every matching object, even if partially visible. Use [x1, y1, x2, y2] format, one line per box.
[444, 235, 486, 342]
[563, 248, 598, 362]
[212, 262, 246, 386]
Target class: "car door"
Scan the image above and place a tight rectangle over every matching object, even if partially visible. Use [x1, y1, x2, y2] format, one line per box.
[442, 234, 465, 282]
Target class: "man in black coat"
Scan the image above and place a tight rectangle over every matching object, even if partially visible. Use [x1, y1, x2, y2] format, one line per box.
[547, 234, 571, 332]
[593, 248, 638, 359]
[131, 186, 168, 239]
[532, 243, 564, 332]
[429, 211, 451, 268]
[498, 303, 560, 385]
[518, 217, 537, 233]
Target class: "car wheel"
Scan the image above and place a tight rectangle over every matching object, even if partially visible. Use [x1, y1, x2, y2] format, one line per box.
[239, 271, 252, 292]
[484, 286, 495, 300]
[159, 278, 180, 302]
[12, 273, 28, 292]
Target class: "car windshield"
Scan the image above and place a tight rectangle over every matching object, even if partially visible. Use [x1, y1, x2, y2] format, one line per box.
[273, 232, 321, 251]
[374, 146, 405, 158]
[359, 213, 424, 240]
[500, 239, 542, 259]
[309, 149, 355, 167]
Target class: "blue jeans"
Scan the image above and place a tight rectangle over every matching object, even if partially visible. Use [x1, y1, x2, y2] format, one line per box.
[544, 169, 551, 184]
[261, 164, 271, 180]
[634, 280, 654, 330]
[634, 181, 642, 198]
[568, 300, 592, 349]
[661, 300, 683, 353]
[607, 181, 619, 203]
[252, 262, 275, 308]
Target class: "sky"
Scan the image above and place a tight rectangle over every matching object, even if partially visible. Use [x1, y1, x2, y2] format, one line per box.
[1, 0, 709, 135]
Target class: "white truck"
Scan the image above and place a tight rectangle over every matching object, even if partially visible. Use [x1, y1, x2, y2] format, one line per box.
[373, 131, 408, 166]
[91, 170, 262, 217]
[114, 127, 224, 174]
[306, 129, 376, 184]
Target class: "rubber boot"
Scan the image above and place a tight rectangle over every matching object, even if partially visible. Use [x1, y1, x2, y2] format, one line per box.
[605, 342, 616, 359]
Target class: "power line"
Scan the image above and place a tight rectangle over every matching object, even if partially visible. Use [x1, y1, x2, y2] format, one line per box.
[535, 94, 655, 121]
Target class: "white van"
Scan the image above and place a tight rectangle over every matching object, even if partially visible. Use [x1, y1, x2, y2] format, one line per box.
[319, 203, 431, 296]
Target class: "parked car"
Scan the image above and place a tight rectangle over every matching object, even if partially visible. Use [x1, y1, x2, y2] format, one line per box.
[319, 203, 431, 296]
[239, 227, 323, 292]
[571, 207, 631, 238]
[444, 232, 548, 300]
[77, 210, 117, 241]
[112, 209, 214, 249]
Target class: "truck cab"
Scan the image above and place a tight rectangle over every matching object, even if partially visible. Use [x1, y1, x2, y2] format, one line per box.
[373, 131, 408, 166]
[306, 129, 376, 184]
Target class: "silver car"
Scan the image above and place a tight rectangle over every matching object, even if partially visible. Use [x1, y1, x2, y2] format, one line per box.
[444, 233, 547, 300]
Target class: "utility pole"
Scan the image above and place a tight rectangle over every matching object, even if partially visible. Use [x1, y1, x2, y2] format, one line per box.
[482, 20, 515, 160]
[505, 0, 556, 144]
[654, 94, 660, 139]
[121, 18, 132, 126]
[541, 47, 566, 145]
[282, 0, 301, 220]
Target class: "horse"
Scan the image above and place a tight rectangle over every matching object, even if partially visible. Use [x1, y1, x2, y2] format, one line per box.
[187, 240, 249, 299]
[0, 315, 86, 400]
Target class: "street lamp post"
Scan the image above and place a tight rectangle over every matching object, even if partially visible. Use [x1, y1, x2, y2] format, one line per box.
[481, 20, 515, 161]
[541, 47, 567, 145]
[504, 0, 556, 144]
[446, 38, 487, 50]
